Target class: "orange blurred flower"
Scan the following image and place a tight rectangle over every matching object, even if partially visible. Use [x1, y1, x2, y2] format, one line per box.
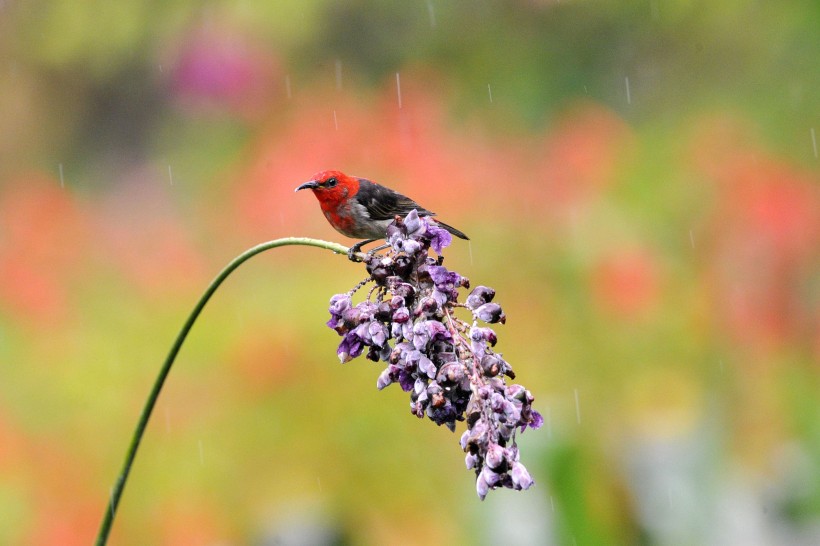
[693, 116, 820, 352]
[592, 248, 661, 319]
[0, 172, 90, 325]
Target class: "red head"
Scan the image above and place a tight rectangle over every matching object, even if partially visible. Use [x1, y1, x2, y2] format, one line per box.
[294, 170, 360, 211]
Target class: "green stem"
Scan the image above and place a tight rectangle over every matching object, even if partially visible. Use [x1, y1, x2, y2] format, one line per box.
[95, 237, 352, 546]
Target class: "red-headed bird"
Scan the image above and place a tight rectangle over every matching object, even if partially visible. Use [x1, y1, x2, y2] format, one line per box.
[296, 170, 468, 258]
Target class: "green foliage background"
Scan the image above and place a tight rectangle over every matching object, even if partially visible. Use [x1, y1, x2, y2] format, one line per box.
[0, 1, 817, 544]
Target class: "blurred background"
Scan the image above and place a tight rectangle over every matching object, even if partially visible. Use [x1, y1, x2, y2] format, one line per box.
[1, 1, 818, 544]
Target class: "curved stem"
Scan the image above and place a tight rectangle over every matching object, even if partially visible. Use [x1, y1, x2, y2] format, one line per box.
[96, 237, 352, 546]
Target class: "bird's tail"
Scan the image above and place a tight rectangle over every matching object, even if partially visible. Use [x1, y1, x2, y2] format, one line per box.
[436, 220, 469, 240]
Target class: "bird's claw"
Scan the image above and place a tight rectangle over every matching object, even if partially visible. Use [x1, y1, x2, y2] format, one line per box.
[347, 239, 378, 262]
[347, 246, 364, 262]
[347, 240, 369, 262]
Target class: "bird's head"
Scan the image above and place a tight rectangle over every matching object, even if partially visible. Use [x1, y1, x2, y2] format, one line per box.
[295, 170, 358, 208]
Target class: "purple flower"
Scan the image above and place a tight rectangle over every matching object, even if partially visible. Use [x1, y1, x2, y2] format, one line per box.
[418, 355, 437, 378]
[322, 211, 541, 500]
[337, 332, 363, 363]
[427, 223, 452, 254]
[428, 265, 461, 291]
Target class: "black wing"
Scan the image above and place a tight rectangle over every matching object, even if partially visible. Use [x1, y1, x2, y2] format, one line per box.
[356, 178, 436, 221]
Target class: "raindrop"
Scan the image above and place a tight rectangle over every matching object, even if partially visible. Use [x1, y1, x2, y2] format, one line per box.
[58, 163, 64, 188]
[396, 72, 402, 109]
[158, 64, 163, 73]
[285, 75, 292, 99]
[487, 83, 493, 103]
[335, 60, 343, 90]
[811, 128, 817, 158]
[625, 77, 631, 104]
[426, 0, 436, 28]
[574, 388, 581, 424]
[333, 110, 339, 131]
[689, 229, 695, 248]
[168, 165, 173, 185]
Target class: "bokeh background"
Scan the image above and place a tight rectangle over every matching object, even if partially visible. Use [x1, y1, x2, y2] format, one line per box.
[1, 1, 818, 544]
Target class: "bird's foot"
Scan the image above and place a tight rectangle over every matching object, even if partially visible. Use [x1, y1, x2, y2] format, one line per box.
[347, 247, 363, 262]
[347, 239, 377, 262]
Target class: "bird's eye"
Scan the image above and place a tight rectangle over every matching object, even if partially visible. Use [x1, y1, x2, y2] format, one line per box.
[325, 177, 338, 188]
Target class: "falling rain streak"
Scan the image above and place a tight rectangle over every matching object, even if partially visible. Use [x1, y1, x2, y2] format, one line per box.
[426, 0, 436, 27]
[488, 83, 493, 103]
[333, 110, 339, 130]
[625, 77, 631, 104]
[396, 72, 402, 108]
[689, 229, 695, 248]
[574, 388, 581, 424]
[58, 163, 64, 188]
[168, 165, 173, 185]
[811, 128, 817, 158]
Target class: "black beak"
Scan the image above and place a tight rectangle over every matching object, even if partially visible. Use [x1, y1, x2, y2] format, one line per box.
[295, 180, 319, 192]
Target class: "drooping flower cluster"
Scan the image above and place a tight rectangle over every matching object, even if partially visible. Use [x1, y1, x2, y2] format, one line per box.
[326, 210, 543, 500]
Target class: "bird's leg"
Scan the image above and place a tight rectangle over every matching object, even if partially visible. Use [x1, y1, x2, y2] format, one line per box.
[366, 243, 390, 256]
[348, 238, 378, 262]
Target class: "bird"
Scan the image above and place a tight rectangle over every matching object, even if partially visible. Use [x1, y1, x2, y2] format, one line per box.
[295, 169, 468, 259]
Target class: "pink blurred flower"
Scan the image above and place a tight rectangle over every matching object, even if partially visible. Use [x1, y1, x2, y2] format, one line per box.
[169, 23, 280, 118]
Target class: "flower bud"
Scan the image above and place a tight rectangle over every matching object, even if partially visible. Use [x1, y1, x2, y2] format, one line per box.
[403, 209, 422, 235]
[393, 254, 414, 279]
[475, 303, 506, 324]
[392, 306, 410, 323]
[485, 443, 505, 470]
[417, 296, 439, 315]
[376, 367, 394, 390]
[480, 354, 501, 377]
[511, 462, 534, 489]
